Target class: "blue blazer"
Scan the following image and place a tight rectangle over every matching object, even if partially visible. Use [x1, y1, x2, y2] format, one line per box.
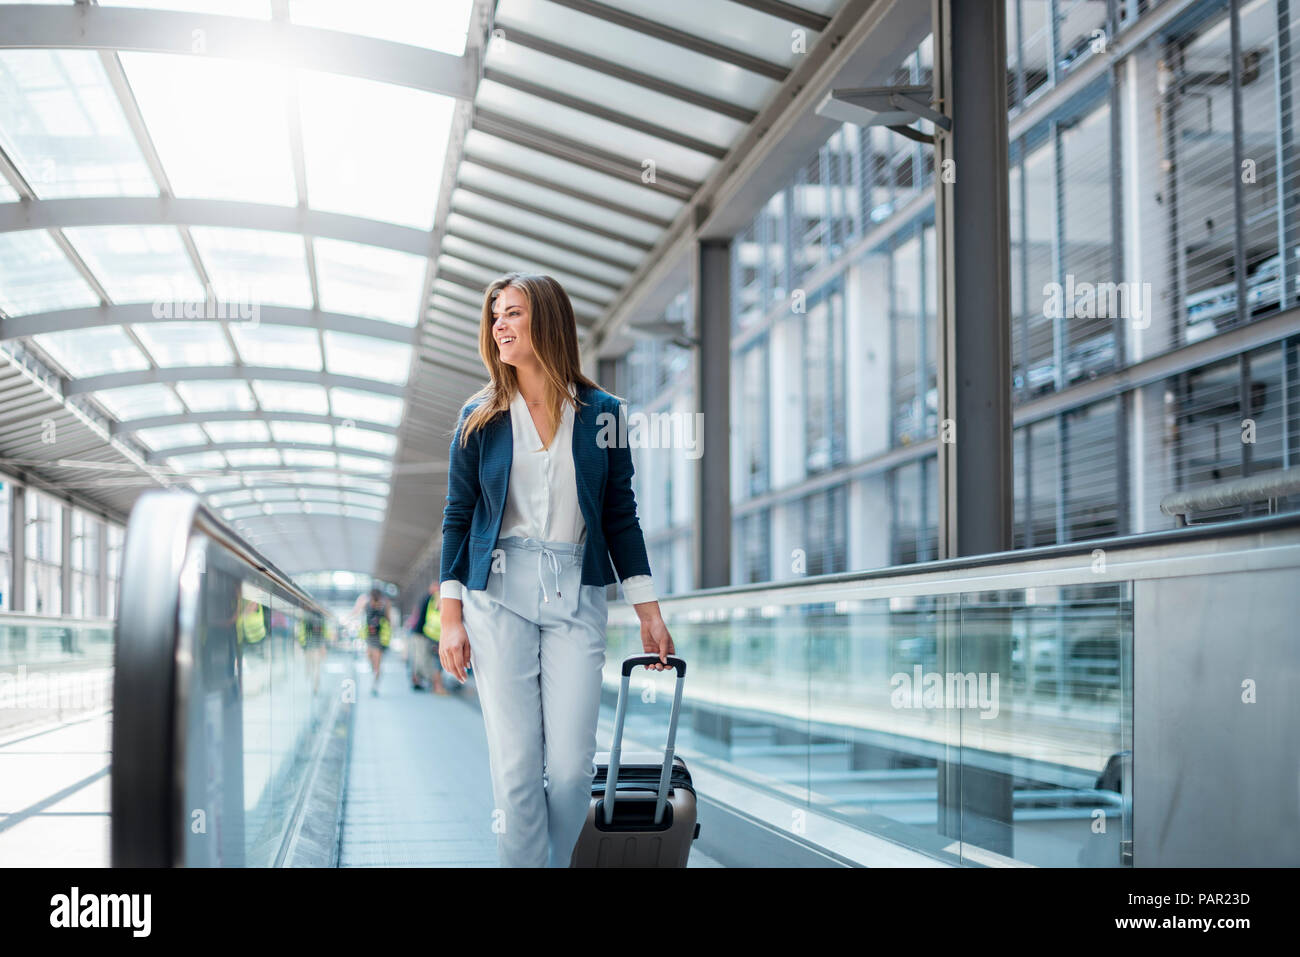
[440, 382, 653, 592]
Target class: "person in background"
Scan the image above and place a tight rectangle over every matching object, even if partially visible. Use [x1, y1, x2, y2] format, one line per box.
[407, 582, 443, 693]
[297, 614, 326, 696]
[359, 587, 392, 695]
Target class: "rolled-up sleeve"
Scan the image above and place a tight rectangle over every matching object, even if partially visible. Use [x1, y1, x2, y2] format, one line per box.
[620, 574, 656, 605]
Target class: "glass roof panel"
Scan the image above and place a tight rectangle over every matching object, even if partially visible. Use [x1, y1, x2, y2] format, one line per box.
[450, 189, 644, 266]
[166, 450, 228, 471]
[226, 503, 270, 520]
[481, 42, 743, 149]
[222, 448, 283, 467]
[228, 323, 322, 370]
[118, 52, 296, 205]
[298, 69, 455, 229]
[265, 502, 319, 515]
[208, 489, 258, 508]
[0, 50, 157, 199]
[134, 423, 208, 450]
[493, 0, 777, 111]
[251, 380, 329, 414]
[443, 208, 633, 287]
[437, 254, 606, 322]
[99, 1, 271, 16]
[174, 379, 257, 412]
[202, 420, 271, 443]
[441, 232, 615, 306]
[337, 453, 388, 474]
[342, 493, 388, 511]
[269, 470, 339, 487]
[62, 226, 204, 304]
[282, 449, 337, 468]
[432, 254, 497, 288]
[475, 80, 716, 183]
[333, 427, 396, 454]
[0, 229, 98, 316]
[312, 237, 426, 326]
[302, 502, 384, 521]
[339, 477, 389, 496]
[33, 326, 149, 378]
[133, 321, 235, 367]
[428, 290, 482, 323]
[254, 487, 304, 502]
[302, 488, 341, 503]
[607, 0, 812, 67]
[456, 163, 663, 245]
[0, 180, 17, 202]
[342, 507, 386, 522]
[187, 475, 245, 493]
[94, 383, 184, 419]
[188, 227, 313, 309]
[289, 0, 474, 54]
[329, 388, 404, 426]
[270, 420, 333, 445]
[321, 330, 411, 385]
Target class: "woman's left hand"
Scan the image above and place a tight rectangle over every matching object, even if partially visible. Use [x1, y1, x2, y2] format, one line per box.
[634, 601, 676, 671]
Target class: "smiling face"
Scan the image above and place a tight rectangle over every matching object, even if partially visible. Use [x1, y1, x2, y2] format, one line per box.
[490, 284, 534, 368]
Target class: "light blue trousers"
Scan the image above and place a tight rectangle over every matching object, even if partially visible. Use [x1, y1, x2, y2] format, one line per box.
[462, 535, 608, 867]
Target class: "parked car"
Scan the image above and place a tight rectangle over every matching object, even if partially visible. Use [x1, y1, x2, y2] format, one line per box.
[1065, 333, 1115, 384]
[1015, 361, 1057, 398]
[1185, 246, 1300, 340]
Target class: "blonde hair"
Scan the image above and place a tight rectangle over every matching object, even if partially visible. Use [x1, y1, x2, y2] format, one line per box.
[456, 272, 604, 447]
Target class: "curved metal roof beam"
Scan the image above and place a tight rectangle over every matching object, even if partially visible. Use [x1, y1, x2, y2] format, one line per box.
[0, 4, 477, 99]
[223, 502, 388, 518]
[1, 303, 418, 344]
[63, 366, 406, 397]
[203, 484, 390, 503]
[112, 410, 398, 436]
[180, 466, 396, 485]
[0, 197, 438, 260]
[149, 440, 392, 464]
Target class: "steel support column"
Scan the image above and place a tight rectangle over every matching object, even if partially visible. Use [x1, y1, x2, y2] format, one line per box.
[97, 515, 110, 618]
[597, 357, 619, 397]
[932, 0, 1015, 857]
[60, 503, 72, 617]
[933, 0, 1013, 560]
[10, 484, 24, 612]
[693, 239, 731, 588]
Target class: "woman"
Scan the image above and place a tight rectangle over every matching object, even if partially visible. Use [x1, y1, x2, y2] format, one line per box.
[360, 587, 391, 695]
[438, 271, 676, 868]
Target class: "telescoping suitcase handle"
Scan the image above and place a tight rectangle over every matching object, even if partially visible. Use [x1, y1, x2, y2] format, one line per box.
[604, 654, 687, 827]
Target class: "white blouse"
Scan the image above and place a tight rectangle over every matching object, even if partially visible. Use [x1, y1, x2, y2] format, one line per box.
[441, 384, 656, 606]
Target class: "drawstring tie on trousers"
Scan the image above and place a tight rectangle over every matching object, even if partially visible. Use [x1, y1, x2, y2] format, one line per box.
[537, 545, 563, 603]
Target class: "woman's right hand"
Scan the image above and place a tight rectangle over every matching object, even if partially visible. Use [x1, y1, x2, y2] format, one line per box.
[438, 618, 472, 682]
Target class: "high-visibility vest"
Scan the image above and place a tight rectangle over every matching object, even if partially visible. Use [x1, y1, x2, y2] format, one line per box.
[237, 602, 267, 644]
[296, 619, 307, 647]
[422, 601, 441, 642]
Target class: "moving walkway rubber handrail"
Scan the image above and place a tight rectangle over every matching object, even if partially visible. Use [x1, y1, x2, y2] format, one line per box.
[1159, 466, 1300, 525]
[0, 611, 118, 627]
[110, 490, 327, 866]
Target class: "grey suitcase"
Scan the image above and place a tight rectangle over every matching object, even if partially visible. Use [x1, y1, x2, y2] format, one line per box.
[570, 654, 700, 867]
